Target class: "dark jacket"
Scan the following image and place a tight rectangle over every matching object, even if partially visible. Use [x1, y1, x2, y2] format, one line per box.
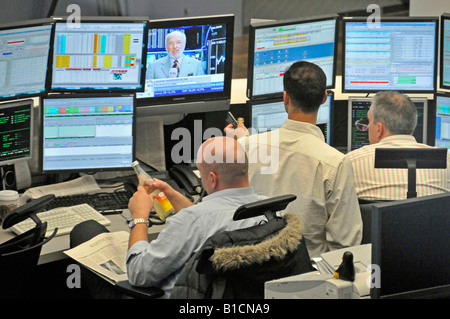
[171, 213, 313, 299]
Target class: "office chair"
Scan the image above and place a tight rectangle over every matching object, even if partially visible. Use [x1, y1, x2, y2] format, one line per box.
[170, 194, 314, 299]
[0, 194, 57, 298]
[113, 195, 313, 299]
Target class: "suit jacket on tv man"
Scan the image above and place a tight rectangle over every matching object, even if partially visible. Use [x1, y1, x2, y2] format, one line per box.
[148, 54, 205, 79]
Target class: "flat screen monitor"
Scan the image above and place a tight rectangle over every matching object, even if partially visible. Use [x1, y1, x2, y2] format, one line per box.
[440, 13, 450, 89]
[249, 91, 333, 144]
[0, 19, 53, 101]
[371, 193, 450, 299]
[342, 17, 438, 93]
[435, 92, 450, 148]
[347, 97, 428, 152]
[41, 94, 135, 173]
[0, 99, 33, 166]
[136, 14, 234, 116]
[50, 16, 148, 92]
[247, 14, 338, 100]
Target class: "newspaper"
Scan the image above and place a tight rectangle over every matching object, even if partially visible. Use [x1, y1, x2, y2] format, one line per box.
[64, 231, 129, 285]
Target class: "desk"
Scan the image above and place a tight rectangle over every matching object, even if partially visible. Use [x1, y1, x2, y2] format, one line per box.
[0, 208, 165, 265]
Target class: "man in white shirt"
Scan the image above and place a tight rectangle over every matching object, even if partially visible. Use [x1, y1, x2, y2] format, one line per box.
[226, 61, 362, 258]
[346, 91, 450, 200]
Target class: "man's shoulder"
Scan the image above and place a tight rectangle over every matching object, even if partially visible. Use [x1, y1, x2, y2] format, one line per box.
[184, 55, 201, 65]
[346, 144, 376, 161]
[152, 55, 169, 65]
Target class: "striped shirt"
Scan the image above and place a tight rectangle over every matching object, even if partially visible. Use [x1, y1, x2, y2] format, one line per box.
[346, 135, 450, 200]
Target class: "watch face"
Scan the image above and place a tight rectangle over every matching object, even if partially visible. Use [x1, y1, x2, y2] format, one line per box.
[128, 220, 134, 228]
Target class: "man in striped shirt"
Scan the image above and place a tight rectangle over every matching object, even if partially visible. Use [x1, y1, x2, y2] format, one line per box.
[346, 91, 450, 201]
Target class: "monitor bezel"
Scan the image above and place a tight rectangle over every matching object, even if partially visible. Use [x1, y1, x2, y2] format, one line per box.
[439, 13, 450, 90]
[40, 93, 136, 174]
[246, 14, 339, 101]
[0, 18, 55, 102]
[434, 91, 450, 147]
[0, 99, 34, 167]
[48, 16, 149, 94]
[347, 96, 429, 152]
[371, 193, 450, 299]
[342, 16, 439, 94]
[136, 14, 235, 115]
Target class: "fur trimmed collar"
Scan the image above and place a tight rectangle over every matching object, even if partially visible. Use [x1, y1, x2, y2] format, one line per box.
[209, 213, 304, 272]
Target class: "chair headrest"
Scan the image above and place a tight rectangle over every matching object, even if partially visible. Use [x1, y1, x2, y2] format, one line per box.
[2, 194, 55, 229]
[233, 194, 296, 221]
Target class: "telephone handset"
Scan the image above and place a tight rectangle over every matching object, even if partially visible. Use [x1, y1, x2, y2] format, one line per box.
[169, 164, 202, 196]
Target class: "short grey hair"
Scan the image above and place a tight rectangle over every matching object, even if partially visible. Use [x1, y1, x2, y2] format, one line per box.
[165, 30, 186, 47]
[370, 91, 418, 135]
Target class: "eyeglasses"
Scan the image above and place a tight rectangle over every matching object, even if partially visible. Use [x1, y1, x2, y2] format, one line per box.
[355, 118, 369, 132]
[167, 41, 184, 47]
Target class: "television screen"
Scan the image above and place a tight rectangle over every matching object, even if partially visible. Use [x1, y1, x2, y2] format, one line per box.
[41, 94, 135, 173]
[347, 97, 428, 152]
[440, 13, 450, 89]
[249, 91, 333, 144]
[0, 99, 33, 166]
[50, 16, 147, 92]
[247, 14, 338, 100]
[136, 14, 234, 115]
[0, 19, 53, 101]
[343, 17, 438, 93]
[435, 92, 450, 149]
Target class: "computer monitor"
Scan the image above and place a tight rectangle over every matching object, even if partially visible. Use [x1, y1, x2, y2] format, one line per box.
[347, 97, 428, 152]
[49, 16, 148, 92]
[342, 17, 438, 93]
[371, 193, 450, 299]
[249, 91, 333, 144]
[247, 14, 338, 100]
[41, 94, 135, 173]
[0, 99, 33, 166]
[136, 14, 234, 116]
[435, 92, 450, 148]
[0, 19, 54, 101]
[439, 13, 450, 90]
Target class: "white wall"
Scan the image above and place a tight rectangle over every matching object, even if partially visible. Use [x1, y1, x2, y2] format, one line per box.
[410, 0, 450, 16]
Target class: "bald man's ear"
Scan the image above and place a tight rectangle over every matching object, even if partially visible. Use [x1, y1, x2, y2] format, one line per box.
[208, 171, 218, 190]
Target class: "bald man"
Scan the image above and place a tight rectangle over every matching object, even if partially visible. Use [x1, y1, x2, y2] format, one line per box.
[126, 137, 267, 298]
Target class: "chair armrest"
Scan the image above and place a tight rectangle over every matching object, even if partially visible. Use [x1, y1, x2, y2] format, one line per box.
[115, 280, 165, 299]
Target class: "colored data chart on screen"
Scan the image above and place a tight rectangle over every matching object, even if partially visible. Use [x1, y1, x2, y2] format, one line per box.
[435, 94, 450, 149]
[51, 21, 146, 91]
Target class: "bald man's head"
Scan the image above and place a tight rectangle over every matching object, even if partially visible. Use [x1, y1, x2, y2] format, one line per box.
[196, 137, 249, 192]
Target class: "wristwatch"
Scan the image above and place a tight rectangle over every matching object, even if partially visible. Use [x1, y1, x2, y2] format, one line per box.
[129, 218, 150, 228]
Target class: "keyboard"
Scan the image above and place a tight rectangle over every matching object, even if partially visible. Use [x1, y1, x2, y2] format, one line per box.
[42, 190, 132, 213]
[10, 204, 111, 237]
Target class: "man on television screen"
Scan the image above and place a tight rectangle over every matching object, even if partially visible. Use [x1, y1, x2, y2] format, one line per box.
[147, 30, 205, 79]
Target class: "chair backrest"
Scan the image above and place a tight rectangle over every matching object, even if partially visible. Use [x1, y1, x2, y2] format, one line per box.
[171, 195, 314, 299]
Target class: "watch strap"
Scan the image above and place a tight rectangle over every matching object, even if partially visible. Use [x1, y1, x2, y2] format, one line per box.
[130, 218, 149, 228]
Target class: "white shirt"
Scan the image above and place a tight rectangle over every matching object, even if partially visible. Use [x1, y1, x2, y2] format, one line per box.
[239, 119, 362, 258]
[346, 135, 450, 200]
